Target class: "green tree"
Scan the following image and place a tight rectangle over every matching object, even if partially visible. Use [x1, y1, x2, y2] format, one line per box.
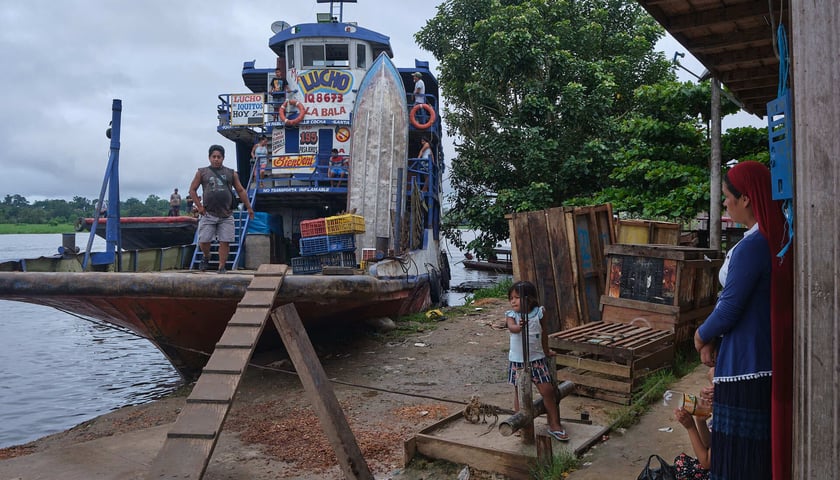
[417, 0, 673, 254]
[571, 81, 729, 219]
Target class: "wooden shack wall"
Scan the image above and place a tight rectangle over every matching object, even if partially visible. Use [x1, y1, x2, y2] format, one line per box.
[508, 205, 615, 333]
[792, 4, 840, 478]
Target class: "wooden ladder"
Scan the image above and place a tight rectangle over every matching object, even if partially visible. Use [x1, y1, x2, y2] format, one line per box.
[146, 264, 287, 479]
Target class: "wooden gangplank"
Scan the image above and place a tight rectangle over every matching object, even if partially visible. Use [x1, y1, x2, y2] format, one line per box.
[146, 264, 287, 479]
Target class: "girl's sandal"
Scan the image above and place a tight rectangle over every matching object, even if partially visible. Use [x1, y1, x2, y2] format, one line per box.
[548, 429, 570, 442]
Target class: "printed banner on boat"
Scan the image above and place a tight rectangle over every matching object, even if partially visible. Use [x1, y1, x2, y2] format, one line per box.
[271, 128, 285, 156]
[291, 69, 355, 125]
[230, 93, 265, 126]
[271, 155, 316, 174]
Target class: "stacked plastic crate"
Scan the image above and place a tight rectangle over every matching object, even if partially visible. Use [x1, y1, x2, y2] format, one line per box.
[292, 214, 365, 274]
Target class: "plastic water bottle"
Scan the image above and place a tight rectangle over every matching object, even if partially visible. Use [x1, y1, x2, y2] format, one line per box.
[663, 390, 711, 417]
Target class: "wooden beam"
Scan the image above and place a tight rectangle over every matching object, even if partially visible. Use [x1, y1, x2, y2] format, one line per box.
[667, 3, 779, 33]
[271, 304, 373, 480]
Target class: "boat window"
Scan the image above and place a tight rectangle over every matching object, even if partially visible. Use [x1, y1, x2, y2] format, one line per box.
[303, 44, 325, 67]
[302, 43, 350, 68]
[356, 44, 366, 69]
[287, 44, 295, 68]
[325, 43, 349, 67]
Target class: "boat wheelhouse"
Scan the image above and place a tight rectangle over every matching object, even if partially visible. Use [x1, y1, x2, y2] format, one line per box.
[213, 0, 445, 278]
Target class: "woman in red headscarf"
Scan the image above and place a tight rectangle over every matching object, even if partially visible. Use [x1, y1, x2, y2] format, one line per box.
[693, 161, 792, 479]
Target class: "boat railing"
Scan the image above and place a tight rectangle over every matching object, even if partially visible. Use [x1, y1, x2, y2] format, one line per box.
[406, 156, 438, 196]
[257, 151, 349, 191]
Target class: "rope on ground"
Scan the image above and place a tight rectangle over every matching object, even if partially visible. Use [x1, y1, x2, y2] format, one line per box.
[50, 305, 474, 407]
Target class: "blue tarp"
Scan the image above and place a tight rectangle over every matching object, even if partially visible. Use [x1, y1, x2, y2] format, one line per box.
[247, 212, 283, 235]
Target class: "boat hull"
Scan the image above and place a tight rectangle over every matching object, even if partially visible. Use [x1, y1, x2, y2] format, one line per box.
[79, 216, 198, 250]
[0, 271, 429, 380]
[462, 260, 513, 274]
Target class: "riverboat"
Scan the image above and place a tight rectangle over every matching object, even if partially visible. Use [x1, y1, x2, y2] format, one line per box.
[75, 216, 198, 250]
[462, 247, 514, 274]
[0, 0, 449, 380]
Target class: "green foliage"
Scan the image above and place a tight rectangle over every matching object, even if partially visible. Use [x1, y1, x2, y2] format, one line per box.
[0, 194, 170, 225]
[571, 81, 768, 221]
[0, 223, 75, 234]
[531, 446, 581, 479]
[608, 349, 700, 430]
[418, 0, 675, 251]
[464, 277, 513, 304]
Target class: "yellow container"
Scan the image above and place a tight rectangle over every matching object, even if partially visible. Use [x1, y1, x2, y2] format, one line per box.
[325, 214, 366, 235]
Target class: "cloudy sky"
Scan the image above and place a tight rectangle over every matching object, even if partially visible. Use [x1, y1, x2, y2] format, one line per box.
[0, 0, 760, 203]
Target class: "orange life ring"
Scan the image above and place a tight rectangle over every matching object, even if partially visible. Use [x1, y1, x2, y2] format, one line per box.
[279, 99, 306, 126]
[410, 103, 436, 130]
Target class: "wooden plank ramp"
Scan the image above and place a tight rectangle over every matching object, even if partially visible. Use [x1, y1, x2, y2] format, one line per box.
[146, 264, 287, 480]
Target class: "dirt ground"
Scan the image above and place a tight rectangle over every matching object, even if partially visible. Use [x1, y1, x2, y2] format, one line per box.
[0, 297, 692, 479]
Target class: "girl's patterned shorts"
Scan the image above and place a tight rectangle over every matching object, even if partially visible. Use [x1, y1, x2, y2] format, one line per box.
[508, 358, 552, 385]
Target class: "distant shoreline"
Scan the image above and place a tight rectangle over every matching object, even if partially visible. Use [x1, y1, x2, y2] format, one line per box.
[0, 224, 75, 234]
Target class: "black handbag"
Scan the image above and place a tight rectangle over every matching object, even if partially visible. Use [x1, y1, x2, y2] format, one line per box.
[637, 454, 677, 480]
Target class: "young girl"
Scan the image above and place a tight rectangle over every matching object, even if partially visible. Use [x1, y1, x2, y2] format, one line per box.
[673, 367, 714, 480]
[506, 280, 568, 441]
[250, 136, 269, 188]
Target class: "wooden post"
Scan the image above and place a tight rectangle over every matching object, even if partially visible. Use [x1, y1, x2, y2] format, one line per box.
[271, 304, 373, 480]
[518, 285, 534, 444]
[709, 78, 722, 250]
[535, 432, 553, 465]
[791, 3, 840, 478]
[499, 381, 576, 436]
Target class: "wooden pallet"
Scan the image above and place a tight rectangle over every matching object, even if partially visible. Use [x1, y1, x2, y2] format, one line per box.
[548, 321, 675, 405]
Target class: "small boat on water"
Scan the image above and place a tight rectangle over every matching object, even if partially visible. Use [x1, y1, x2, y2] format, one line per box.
[76, 216, 198, 250]
[463, 248, 513, 274]
[0, 1, 449, 380]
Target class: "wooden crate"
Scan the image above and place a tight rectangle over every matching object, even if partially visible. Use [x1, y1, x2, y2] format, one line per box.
[507, 204, 615, 331]
[548, 322, 675, 405]
[601, 244, 723, 343]
[617, 219, 681, 245]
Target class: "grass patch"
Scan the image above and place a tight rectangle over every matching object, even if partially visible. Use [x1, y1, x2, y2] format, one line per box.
[376, 278, 512, 343]
[608, 347, 700, 430]
[0, 224, 76, 234]
[531, 446, 581, 479]
[463, 277, 513, 304]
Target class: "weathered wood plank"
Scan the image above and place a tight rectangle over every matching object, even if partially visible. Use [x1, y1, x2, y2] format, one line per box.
[414, 434, 532, 480]
[554, 354, 631, 378]
[237, 290, 275, 308]
[556, 369, 633, 394]
[227, 308, 268, 326]
[167, 403, 228, 439]
[546, 207, 580, 329]
[188, 372, 240, 404]
[147, 437, 217, 479]
[202, 348, 251, 374]
[216, 325, 261, 348]
[271, 304, 373, 480]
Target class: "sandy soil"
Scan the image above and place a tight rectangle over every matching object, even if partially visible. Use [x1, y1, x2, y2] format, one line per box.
[0, 297, 637, 479]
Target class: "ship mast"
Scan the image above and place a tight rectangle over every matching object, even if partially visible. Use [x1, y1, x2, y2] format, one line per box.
[316, 0, 356, 23]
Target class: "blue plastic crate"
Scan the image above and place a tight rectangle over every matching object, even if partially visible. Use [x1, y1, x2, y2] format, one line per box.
[327, 233, 356, 252]
[291, 256, 322, 274]
[299, 235, 328, 256]
[320, 251, 357, 267]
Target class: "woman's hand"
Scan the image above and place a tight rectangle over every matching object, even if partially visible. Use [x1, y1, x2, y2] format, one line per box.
[693, 328, 705, 352]
[700, 343, 717, 367]
[674, 408, 696, 430]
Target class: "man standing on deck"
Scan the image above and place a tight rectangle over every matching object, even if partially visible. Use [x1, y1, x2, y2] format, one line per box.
[189, 145, 254, 273]
[412, 72, 429, 125]
[169, 188, 181, 216]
